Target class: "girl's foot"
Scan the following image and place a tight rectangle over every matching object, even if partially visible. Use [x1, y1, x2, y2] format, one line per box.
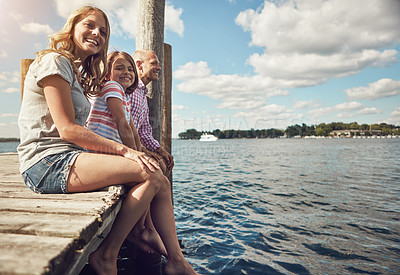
[140, 226, 168, 256]
[165, 256, 198, 275]
[127, 227, 168, 256]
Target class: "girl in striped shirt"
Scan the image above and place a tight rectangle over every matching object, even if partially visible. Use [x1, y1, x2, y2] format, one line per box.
[86, 51, 167, 257]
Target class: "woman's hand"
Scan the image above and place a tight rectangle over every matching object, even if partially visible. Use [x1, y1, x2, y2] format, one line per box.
[124, 149, 160, 172]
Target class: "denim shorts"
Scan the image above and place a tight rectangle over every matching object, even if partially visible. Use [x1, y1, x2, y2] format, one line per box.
[22, 151, 82, 194]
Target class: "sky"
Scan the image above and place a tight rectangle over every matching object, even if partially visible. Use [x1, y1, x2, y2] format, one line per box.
[1, 0, 400, 138]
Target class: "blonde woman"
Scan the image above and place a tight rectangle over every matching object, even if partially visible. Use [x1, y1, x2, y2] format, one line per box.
[18, 6, 197, 275]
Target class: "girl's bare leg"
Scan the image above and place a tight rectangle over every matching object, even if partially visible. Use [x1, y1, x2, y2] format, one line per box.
[67, 153, 165, 275]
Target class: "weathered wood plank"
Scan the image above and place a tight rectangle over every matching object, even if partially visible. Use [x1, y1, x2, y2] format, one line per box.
[0, 211, 96, 237]
[0, 233, 74, 275]
[0, 153, 126, 274]
[0, 197, 108, 214]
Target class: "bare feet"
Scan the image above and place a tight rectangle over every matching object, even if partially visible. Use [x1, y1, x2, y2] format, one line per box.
[127, 227, 168, 257]
[165, 256, 199, 275]
[127, 235, 157, 254]
[89, 249, 117, 275]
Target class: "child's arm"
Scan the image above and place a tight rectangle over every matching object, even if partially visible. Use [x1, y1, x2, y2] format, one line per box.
[107, 98, 137, 149]
[129, 115, 142, 151]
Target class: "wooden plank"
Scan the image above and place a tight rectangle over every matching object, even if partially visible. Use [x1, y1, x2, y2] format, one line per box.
[64, 199, 122, 275]
[0, 153, 126, 274]
[0, 233, 74, 275]
[0, 197, 108, 214]
[0, 211, 96, 238]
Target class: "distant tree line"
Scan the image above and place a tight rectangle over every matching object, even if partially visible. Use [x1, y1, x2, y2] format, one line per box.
[0, 138, 20, 142]
[178, 122, 400, 139]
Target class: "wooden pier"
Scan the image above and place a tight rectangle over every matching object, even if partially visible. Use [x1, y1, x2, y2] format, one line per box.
[0, 153, 126, 274]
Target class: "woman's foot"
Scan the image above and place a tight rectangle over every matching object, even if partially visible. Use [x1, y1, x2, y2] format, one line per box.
[89, 249, 118, 275]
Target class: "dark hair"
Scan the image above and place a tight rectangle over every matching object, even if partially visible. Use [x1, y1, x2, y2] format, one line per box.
[103, 51, 139, 94]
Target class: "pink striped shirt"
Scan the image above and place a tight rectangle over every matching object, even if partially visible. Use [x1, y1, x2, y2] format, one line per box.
[86, 81, 131, 143]
[128, 79, 160, 151]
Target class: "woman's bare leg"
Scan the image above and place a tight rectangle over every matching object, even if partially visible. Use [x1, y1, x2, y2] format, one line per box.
[150, 176, 198, 275]
[67, 152, 164, 275]
[67, 152, 197, 274]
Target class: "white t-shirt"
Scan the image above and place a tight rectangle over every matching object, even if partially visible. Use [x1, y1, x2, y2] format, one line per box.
[18, 52, 91, 173]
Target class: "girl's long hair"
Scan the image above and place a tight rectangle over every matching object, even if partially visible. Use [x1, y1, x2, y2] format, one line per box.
[36, 6, 110, 96]
[103, 51, 139, 95]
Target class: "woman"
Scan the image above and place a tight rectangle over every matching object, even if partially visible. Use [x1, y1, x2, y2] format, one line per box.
[18, 6, 197, 275]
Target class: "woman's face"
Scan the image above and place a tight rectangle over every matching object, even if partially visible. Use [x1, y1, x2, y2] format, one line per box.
[110, 57, 135, 91]
[73, 11, 107, 61]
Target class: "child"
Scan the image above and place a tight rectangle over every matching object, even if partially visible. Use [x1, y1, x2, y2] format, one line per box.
[18, 6, 197, 275]
[86, 51, 167, 256]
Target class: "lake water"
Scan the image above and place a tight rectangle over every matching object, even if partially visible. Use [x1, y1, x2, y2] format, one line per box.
[3, 139, 399, 274]
[172, 138, 400, 274]
[0, 142, 19, 153]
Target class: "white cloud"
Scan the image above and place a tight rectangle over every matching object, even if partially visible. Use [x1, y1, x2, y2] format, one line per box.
[1, 87, 19, 93]
[165, 2, 184, 36]
[247, 50, 397, 85]
[337, 112, 355, 119]
[174, 61, 211, 80]
[20, 22, 54, 35]
[235, 0, 400, 85]
[172, 105, 188, 111]
[308, 101, 363, 118]
[232, 103, 304, 130]
[345, 78, 400, 100]
[335, 101, 363, 111]
[0, 122, 19, 138]
[174, 61, 288, 103]
[293, 100, 320, 109]
[54, 0, 184, 38]
[0, 113, 18, 117]
[0, 50, 7, 58]
[358, 107, 382, 115]
[382, 107, 400, 126]
[236, 0, 400, 54]
[0, 71, 19, 84]
[217, 96, 266, 110]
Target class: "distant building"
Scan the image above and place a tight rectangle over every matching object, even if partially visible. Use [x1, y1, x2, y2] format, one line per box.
[329, 129, 382, 137]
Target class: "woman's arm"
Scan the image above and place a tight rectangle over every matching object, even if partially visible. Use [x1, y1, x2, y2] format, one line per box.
[107, 97, 137, 149]
[42, 75, 159, 171]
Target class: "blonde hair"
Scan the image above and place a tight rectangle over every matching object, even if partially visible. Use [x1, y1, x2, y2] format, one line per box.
[103, 51, 139, 94]
[37, 6, 110, 96]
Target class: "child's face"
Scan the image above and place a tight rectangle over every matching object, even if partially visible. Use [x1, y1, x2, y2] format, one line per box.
[110, 57, 135, 91]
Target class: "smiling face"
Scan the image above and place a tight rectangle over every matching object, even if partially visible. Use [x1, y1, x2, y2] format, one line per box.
[72, 11, 107, 61]
[109, 57, 136, 91]
[139, 52, 161, 85]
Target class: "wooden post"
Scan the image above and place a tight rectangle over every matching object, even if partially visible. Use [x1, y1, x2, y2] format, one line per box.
[20, 59, 34, 101]
[162, 43, 172, 154]
[136, 0, 165, 143]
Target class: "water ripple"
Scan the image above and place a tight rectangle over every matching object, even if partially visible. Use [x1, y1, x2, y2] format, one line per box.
[173, 139, 400, 274]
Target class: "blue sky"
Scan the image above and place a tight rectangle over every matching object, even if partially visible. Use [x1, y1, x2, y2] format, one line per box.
[0, 0, 399, 138]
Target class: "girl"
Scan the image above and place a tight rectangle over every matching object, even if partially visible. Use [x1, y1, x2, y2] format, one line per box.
[86, 51, 167, 257]
[18, 6, 197, 275]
